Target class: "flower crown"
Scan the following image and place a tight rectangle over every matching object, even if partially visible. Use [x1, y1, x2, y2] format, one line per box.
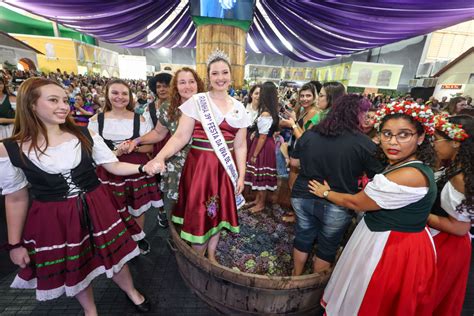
[434, 114, 469, 141]
[374, 101, 435, 135]
[206, 49, 230, 67]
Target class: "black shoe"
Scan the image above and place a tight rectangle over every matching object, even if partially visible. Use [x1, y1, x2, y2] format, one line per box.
[137, 239, 151, 255]
[127, 294, 151, 313]
[157, 211, 169, 228]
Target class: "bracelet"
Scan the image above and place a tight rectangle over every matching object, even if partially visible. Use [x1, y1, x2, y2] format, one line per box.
[1, 242, 23, 252]
[291, 124, 298, 130]
[138, 164, 145, 173]
[133, 137, 142, 146]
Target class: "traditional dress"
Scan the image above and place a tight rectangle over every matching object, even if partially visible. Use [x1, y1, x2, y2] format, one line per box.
[171, 94, 251, 244]
[0, 130, 140, 301]
[0, 94, 15, 139]
[430, 173, 471, 316]
[89, 113, 163, 238]
[322, 161, 437, 316]
[244, 115, 277, 191]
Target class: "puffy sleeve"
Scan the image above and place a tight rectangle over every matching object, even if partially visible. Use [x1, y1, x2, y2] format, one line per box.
[139, 116, 153, 135]
[91, 133, 119, 165]
[225, 99, 252, 128]
[179, 96, 200, 121]
[0, 157, 29, 195]
[364, 174, 428, 209]
[257, 116, 273, 135]
[440, 182, 470, 222]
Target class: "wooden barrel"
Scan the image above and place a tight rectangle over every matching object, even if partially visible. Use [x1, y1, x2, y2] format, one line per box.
[170, 223, 330, 315]
[196, 24, 246, 89]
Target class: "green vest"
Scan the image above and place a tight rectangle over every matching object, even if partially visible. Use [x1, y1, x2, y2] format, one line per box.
[364, 162, 436, 232]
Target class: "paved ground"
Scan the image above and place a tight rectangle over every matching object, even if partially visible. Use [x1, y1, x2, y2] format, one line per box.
[0, 195, 473, 315]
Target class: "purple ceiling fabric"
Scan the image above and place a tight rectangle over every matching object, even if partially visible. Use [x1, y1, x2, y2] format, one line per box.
[5, 0, 474, 61]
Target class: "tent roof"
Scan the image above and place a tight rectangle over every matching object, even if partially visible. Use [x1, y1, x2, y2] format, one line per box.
[433, 46, 474, 77]
[0, 30, 43, 55]
[4, 1, 474, 62]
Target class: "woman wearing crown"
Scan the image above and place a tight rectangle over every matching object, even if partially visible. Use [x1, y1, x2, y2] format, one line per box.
[309, 101, 438, 315]
[428, 114, 472, 316]
[145, 50, 251, 263]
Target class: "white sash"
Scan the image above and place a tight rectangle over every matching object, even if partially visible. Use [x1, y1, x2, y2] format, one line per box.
[193, 93, 245, 209]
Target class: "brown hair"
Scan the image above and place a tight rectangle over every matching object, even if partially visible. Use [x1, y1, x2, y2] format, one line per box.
[168, 67, 205, 122]
[9, 77, 92, 156]
[103, 79, 135, 112]
[446, 96, 466, 115]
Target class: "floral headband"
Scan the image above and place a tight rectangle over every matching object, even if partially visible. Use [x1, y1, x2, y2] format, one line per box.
[434, 114, 469, 142]
[374, 101, 435, 135]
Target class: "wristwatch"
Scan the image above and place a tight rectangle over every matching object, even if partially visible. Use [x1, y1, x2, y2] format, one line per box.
[323, 190, 331, 198]
[291, 124, 298, 129]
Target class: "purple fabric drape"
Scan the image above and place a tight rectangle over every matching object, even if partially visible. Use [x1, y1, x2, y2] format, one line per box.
[5, 0, 474, 61]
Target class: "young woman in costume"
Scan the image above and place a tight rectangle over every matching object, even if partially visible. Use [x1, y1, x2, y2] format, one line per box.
[310, 101, 437, 315]
[145, 51, 250, 263]
[88, 79, 163, 255]
[0, 78, 150, 314]
[429, 114, 472, 316]
[122, 68, 205, 224]
[244, 81, 279, 213]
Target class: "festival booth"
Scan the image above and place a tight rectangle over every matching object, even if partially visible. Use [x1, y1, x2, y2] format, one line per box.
[11, 34, 119, 76]
[432, 47, 474, 100]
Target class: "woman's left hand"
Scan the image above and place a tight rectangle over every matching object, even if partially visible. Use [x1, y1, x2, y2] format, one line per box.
[286, 110, 296, 122]
[236, 177, 245, 195]
[308, 180, 331, 198]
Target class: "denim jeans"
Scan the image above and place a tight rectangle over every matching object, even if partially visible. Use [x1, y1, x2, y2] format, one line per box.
[291, 197, 353, 263]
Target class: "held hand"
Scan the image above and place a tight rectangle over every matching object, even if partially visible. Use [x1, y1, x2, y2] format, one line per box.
[308, 180, 331, 198]
[280, 119, 293, 128]
[236, 177, 245, 195]
[10, 247, 30, 268]
[117, 140, 132, 154]
[144, 158, 166, 175]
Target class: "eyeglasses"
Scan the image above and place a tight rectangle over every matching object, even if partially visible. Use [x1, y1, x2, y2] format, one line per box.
[379, 131, 416, 143]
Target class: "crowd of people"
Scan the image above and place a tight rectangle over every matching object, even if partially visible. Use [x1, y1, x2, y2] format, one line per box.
[0, 51, 473, 315]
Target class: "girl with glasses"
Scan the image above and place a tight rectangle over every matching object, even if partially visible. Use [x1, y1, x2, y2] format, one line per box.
[310, 101, 437, 315]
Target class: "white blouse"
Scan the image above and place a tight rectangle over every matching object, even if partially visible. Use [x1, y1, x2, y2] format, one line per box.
[440, 181, 469, 222]
[364, 174, 428, 209]
[245, 104, 259, 123]
[256, 116, 273, 135]
[88, 117, 153, 147]
[179, 92, 251, 129]
[0, 133, 117, 195]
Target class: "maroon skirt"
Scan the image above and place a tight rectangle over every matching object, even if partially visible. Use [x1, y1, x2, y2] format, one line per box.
[171, 143, 239, 244]
[245, 136, 277, 191]
[10, 185, 140, 301]
[96, 152, 163, 218]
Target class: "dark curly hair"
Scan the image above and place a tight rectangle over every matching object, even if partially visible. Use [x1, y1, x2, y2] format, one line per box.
[439, 115, 473, 215]
[167, 67, 205, 122]
[313, 94, 369, 136]
[377, 113, 435, 167]
[148, 72, 172, 96]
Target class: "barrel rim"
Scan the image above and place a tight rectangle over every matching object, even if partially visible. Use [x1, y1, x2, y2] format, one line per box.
[170, 222, 332, 290]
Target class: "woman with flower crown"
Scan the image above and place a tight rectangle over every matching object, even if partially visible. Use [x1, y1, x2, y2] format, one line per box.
[145, 50, 251, 263]
[429, 114, 472, 316]
[309, 100, 438, 315]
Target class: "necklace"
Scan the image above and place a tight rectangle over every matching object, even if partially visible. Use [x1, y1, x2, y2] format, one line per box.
[385, 154, 418, 172]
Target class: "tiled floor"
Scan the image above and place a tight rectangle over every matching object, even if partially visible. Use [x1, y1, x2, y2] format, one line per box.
[0, 197, 473, 315]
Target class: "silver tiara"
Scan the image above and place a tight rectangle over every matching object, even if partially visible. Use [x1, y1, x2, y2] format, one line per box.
[206, 49, 231, 67]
